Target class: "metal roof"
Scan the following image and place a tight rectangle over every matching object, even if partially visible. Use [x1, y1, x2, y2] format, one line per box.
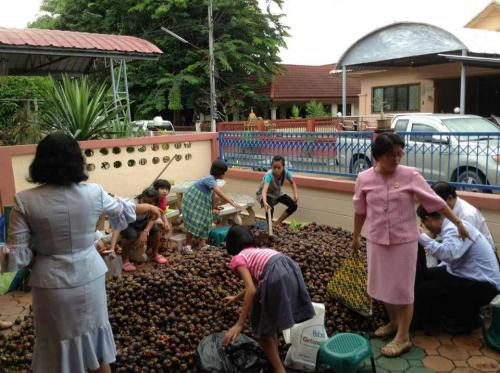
[0, 28, 162, 76]
[337, 22, 500, 69]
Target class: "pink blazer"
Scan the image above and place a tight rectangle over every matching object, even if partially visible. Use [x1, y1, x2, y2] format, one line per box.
[353, 165, 446, 246]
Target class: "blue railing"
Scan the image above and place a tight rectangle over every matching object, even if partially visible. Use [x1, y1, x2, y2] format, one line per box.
[219, 131, 500, 192]
[219, 131, 373, 178]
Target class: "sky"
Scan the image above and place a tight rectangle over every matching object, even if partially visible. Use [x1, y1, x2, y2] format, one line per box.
[0, 0, 492, 65]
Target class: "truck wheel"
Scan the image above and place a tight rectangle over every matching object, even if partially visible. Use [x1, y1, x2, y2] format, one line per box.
[350, 156, 372, 174]
[456, 169, 490, 193]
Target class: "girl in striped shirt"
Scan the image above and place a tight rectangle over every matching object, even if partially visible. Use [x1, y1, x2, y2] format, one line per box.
[222, 225, 314, 373]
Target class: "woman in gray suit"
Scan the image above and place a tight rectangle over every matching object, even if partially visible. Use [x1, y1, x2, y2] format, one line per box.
[4, 133, 161, 373]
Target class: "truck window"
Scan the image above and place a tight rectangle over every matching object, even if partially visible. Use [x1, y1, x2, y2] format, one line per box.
[410, 123, 437, 142]
[394, 119, 409, 132]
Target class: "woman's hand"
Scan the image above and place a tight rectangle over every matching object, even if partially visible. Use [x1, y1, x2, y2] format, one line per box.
[293, 194, 299, 203]
[223, 295, 238, 307]
[352, 235, 361, 251]
[456, 221, 472, 241]
[223, 323, 244, 346]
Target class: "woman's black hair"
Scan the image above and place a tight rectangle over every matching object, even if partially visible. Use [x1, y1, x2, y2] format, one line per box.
[225, 225, 256, 255]
[210, 160, 228, 177]
[431, 181, 457, 200]
[137, 186, 160, 205]
[416, 204, 442, 222]
[29, 133, 88, 185]
[153, 179, 171, 191]
[372, 133, 405, 161]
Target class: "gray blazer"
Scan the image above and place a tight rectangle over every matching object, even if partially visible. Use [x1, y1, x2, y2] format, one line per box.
[6, 183, 135, 288]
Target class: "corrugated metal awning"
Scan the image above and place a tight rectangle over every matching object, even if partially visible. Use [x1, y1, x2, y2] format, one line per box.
[0, 28, 163, 76]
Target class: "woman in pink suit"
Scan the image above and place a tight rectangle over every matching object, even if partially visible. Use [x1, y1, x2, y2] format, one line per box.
[352, 133, 468, 357]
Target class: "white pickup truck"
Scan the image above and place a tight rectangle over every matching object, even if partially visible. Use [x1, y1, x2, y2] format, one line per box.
[341, 114, 500, 191]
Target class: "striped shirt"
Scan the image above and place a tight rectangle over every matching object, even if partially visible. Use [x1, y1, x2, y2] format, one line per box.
[230, 248, 279, 282]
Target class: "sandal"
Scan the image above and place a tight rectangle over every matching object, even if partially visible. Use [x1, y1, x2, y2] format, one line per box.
[154, 254, 168, 264]
[122, 262, 136, 272]
[381, 340, 412, 357]
[374, 324, 398, 338]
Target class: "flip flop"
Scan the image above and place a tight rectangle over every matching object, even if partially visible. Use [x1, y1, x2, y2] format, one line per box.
[154, 254, 168, 264]
[122, 262, 136, 272]
[381, 340, 412, 357]
[374, 324, 398, 338]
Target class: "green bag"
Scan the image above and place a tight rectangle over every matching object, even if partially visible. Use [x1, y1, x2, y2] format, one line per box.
[327, 251, 372, 317]
[0, 272, 17, 295]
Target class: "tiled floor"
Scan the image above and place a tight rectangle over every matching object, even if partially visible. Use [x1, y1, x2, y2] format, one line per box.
[1, 290, 499, 372]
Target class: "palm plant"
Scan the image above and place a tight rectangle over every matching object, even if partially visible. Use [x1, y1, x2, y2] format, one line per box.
[306, 100, 328, 118]
[42, 75, 123, 140]
[106, 119, 144, 139]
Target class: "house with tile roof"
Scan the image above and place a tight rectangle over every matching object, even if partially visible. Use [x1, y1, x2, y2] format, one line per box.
[334, 2, 500, 123]
[248, 63, 360, 120]
[466, 0, 500, 31]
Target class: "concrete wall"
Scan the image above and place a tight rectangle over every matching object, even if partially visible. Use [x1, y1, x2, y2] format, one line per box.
[0, 133, 218, 204]
[225, 169, 500, 250]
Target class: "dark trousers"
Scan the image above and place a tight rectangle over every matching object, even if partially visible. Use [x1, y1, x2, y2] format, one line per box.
[265, 194, 297, 219]
[414, 257, 497, 328]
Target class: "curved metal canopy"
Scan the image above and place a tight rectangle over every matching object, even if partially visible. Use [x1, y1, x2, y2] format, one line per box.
[338, 22, 466, 68]
[336, 22, 500, 68]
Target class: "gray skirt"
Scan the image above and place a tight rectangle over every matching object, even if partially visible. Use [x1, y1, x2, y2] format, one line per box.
[250, 254, 315, 338]
[32, 275, 116, 373]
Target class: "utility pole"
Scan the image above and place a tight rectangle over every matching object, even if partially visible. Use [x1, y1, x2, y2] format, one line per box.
[208, 0, 217, 132]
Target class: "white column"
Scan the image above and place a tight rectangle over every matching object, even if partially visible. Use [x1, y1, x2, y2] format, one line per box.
[351, 103, 358, 116]
[271, 106, 277, 120]
[331, 103, 338, 117]
[460, 49, 466, 115]
[342, 66, 347, 117]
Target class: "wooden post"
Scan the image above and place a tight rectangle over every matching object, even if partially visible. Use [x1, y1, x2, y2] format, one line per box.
[257, 120, 265, 132]
[306, 119, 315, 132]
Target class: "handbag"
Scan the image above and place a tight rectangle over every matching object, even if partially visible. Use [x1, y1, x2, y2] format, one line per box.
[104, 253, 123, 278]
[327, 250, 372, 316]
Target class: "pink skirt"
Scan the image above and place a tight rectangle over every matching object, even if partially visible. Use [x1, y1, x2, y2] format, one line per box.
[366, 240, 417, 305]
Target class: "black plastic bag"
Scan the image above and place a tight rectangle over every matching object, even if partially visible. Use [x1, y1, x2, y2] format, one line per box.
[197, 332, 269, 373]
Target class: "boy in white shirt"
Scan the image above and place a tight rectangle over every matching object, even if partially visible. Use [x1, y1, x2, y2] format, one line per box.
[431, 181, 495, 250]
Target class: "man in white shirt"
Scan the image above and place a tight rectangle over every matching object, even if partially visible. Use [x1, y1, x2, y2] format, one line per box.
[414, 205, 500, 334]
[431, 181, 495, 250]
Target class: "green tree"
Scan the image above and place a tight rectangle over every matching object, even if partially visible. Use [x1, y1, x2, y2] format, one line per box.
[305, 100, 328, 118]
[0, 76, 52, 141]
[31, 0, 288, 120]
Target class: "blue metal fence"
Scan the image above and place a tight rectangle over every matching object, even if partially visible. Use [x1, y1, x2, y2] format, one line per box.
[219, 131, 500, 192]
[219, 131, 373, 178]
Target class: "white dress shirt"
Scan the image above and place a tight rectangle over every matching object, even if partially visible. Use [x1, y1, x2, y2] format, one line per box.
[419, 220, 500, 291]
[453, 197, 495, 250]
